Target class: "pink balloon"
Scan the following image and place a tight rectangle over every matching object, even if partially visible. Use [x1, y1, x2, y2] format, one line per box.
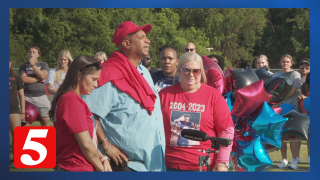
[224, 67, 233, 95]
[202, 55, 225, 95]
[25, 101, 41, 124]
[271, 106, 282, 114]
[231, 80, 272, 117]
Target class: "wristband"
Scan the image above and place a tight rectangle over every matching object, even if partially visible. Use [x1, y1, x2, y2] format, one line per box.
[104, 142, 111, 155]
[21, 113, 25, 114]
[99, 137, 108, 145]
[30, 64, 35, 67]
[100, 155, 110, 163]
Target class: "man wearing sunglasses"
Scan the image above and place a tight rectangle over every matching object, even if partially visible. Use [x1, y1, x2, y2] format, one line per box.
[185, 42, 196, 53]
[152, 45, 179, 92]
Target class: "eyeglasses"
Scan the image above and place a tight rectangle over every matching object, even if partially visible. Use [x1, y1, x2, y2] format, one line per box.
[180, 68, 201, 76]
[300, 66, 310, 70]
[185, 48, 195, 52]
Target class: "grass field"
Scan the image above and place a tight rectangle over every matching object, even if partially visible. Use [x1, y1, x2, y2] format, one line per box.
[9, 121, 310, 172]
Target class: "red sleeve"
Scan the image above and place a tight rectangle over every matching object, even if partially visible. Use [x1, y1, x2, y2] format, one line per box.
[212, 92, 234, 134]
[58, 96, 90, 135]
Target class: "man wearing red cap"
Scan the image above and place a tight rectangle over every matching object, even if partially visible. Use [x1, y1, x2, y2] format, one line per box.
[82, 21, 165, 171]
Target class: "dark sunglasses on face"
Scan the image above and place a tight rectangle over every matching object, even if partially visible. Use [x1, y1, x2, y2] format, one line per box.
[300, 65, 310, 70]
[180, 67, 201, 76]
[185, 48, 195, 52]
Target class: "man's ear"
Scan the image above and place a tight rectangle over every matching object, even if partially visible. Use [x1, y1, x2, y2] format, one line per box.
[121, 39, 131, 49]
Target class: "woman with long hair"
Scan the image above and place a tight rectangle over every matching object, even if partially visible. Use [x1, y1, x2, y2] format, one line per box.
[9, 58, 25, 166]
[49, 55, 111, 172]
[274, 54, 302, 170]
[256, 55, 273, 74]
[46, 50, 73, 103]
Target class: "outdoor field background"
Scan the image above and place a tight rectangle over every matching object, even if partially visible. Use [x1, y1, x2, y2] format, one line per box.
[9, 121, 310, 172]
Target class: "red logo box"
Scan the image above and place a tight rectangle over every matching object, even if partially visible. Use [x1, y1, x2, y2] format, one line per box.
[14, 126, 56, 168]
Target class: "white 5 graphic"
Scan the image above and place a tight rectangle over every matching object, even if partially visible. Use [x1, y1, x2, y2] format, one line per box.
[20, 129, 48, 166]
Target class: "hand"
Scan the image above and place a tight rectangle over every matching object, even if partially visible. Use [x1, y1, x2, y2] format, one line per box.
[106, 145, 129, 168]
[297, 94, 306, 101]
[103, 159, 112, 172]
[212, 163, 229, 172]
[29, 57, 37, 66]
[20, 114, 25, 120]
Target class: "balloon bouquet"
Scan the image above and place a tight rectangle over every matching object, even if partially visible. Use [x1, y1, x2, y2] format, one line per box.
[202, 56, 310, 171]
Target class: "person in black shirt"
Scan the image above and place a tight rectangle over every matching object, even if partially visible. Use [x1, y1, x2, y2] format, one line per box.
[9, 58, 25, 166]
[151, 45, 179, 92]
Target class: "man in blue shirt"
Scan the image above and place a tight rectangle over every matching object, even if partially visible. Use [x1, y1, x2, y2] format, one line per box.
[82, 21, 165, 171]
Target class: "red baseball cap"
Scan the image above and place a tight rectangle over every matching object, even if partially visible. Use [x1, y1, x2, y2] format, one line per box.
[112, 21, 152, 46]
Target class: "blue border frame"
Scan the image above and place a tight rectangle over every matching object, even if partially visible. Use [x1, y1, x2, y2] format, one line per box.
[1, 1, 319, 180]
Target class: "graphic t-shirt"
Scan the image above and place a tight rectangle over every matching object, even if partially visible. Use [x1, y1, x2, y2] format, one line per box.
[151, 71, 177, 92]
[54, 91, 98, 171]
[9, 73, 24, 110]
[159, 83, 234, 170]
[19, 61, 49, 97]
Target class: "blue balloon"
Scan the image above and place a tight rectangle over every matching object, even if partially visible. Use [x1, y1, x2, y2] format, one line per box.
[224, 91, 234, 112]
[236, 136, 273, 171]
[303, 96, 310, 113]
[248, 102, 288, 148]
[279, 103, 295, 115]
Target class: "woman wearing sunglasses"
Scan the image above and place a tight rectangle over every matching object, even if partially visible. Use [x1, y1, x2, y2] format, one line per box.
[159, 52, 234, 171]
[274, 54, 302, 170]
[49, 55, 112, 172]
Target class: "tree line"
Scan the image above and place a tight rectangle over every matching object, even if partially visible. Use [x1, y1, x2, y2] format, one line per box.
[10, 8, 309, 69]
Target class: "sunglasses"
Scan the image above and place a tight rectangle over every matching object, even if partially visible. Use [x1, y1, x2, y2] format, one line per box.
[180, 68, 201, 76]
[185, 48, 195, 52]
[300, 65, 310, 70]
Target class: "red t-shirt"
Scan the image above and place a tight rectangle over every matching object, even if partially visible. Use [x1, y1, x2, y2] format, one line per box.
[159, 83, 234, 171]
[54, 91, 98, 171]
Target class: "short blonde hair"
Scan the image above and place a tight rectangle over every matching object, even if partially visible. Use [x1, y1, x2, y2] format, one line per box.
[175, 52, 207, 84]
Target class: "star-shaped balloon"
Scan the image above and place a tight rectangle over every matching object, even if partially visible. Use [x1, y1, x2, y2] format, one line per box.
[282, 110, 310, 141]
[255, 66, 273, 85]
[224, 67, 233, 95]
[271, 106, 282, 114]
[224, 91, 234, 112]
[231, 80, 272, 117]
[230, 66, 259, 91]
[236, 136, 273, 171]
[248, 101, 288, 148]
[265, 71, 294, 105]
[202, 55, 225, 95]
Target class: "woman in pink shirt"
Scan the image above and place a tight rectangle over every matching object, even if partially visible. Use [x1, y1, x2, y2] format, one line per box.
[159, 52, 234, 171]
[49, 55, 111, 172]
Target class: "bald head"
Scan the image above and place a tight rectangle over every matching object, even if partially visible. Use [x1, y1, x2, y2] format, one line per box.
[185, 42, 196, 53]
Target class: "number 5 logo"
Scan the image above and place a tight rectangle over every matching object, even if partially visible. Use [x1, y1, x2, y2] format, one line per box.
[14, 127, 56, 168]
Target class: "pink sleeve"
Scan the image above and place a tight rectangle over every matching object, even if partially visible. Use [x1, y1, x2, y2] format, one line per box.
[215, 126, 234, 163]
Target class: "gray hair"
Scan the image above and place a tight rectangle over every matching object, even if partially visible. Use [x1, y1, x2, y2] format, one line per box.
[94, 51, 108, 60]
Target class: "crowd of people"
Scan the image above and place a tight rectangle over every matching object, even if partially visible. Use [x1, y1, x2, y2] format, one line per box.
[9, 20, 310, 172]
